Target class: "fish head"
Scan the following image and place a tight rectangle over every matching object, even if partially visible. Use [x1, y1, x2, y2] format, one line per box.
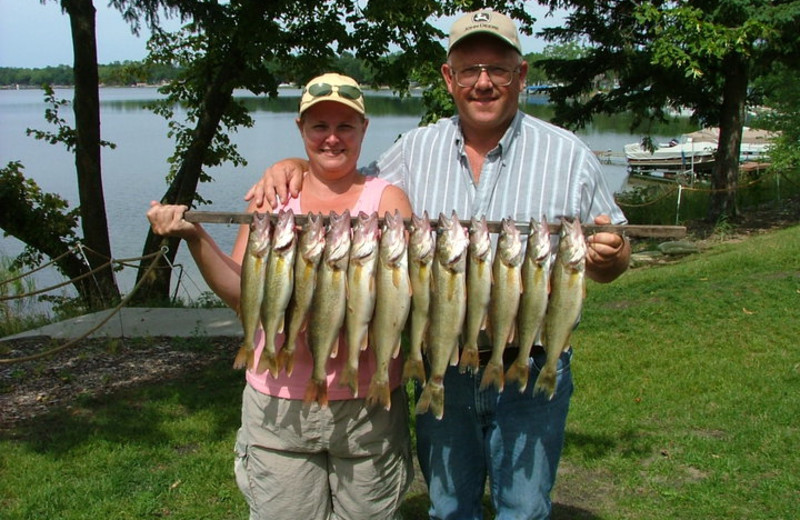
[298, 212, 326, 262]
[559, 217, 587, 269]
[380, 210, 408, 264]
[272, 209, 296, 251]
[468, 216, 492, 261]
[325, 210, 352, 265]
[498, 218, 523, 266]
[350, 211, 379, 261]
[528, 216, 553, 263]
[409, 212, 435, 262]
[248, 212, 272, 256]
[436, 211, 469, 270]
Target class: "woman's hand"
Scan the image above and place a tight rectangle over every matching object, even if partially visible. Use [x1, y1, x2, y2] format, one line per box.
[146, 201, 200, 241]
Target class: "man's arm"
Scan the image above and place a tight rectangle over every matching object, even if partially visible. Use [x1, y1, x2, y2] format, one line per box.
[244, 158, 309, 210]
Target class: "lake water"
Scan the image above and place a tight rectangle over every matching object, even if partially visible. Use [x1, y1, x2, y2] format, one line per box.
[0, 87, 682, 305]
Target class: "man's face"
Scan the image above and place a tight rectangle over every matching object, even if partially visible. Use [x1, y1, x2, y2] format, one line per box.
[442, 35, 527, 135]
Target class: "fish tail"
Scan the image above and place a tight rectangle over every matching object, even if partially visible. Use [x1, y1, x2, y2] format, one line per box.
[366, 380, 391, 411]
[458, 347, 479, 374]
[479, 362, 504, 392]
[232, 344, 253, 370]
[303, 379, 329, 408]
[276, 347, 295, 376]
[339, 364, 359, 397]
[402, 359, 426, 384]
[533, 367, 557, 400]
[505, 361, 530, 393]
[415, 381, 444, 420]
[255, 351, 278, 378]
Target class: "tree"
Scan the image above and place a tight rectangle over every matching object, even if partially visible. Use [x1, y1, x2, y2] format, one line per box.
[537, 0, 800, 221]
[0, 0, 192, 310]
[132, 0, 537, 303]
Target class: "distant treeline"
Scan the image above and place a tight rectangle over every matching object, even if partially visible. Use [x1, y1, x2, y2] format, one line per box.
[1, 51, 549, 89]
[1, 61, 183, 88]
[0, 54, 387, 88]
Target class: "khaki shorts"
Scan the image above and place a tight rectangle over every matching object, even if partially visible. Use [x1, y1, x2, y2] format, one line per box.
[234, 384, 413, 520]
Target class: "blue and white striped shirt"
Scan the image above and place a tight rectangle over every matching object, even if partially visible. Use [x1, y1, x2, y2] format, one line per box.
[365, 111, 627, 228]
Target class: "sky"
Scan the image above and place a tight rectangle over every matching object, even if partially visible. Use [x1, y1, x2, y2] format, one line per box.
[0, 1, 565, 69]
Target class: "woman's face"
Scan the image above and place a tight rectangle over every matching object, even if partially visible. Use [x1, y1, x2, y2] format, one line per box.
[297, 101, 368, 179]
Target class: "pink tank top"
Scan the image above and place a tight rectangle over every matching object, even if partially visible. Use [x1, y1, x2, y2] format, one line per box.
[245, 176, 404, 400]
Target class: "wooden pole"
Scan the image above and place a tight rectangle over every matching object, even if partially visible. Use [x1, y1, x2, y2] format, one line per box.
[183, 211, 686, 239]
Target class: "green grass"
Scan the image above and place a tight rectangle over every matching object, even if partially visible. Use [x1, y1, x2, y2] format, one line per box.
[560, 224, 800, 519]
[2, 225, 799, 519]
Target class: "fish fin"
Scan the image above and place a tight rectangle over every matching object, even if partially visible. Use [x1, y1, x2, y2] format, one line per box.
[360, 332, 370, 352]
[479, 362, 504, 392]
[339, 365, 359, 397]
[448, 343, 460, 366]
[415, 381, 444, 419]
[330, 339, 339, 358]
[402, 359, 426, 384]
[505, 361, 529, 393]
[533, 367, 557, 400]
[366, 380, 391, 411]
[276, 348, 294, 376]
[255, 351, 278, 377]
[232, 344, 251, 370]
[277, 315, 285, 334]
[458, 348, 479, 374]
[304, 379, 329, 408]
[392, 338, 402, 359]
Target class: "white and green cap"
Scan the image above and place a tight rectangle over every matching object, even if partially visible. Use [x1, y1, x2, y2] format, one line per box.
[448, 10, 522, 55]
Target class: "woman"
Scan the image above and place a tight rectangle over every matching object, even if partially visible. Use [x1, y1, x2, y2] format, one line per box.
[147, 73, 413, 520]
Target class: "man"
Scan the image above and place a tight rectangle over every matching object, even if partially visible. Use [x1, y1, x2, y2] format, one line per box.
[249, 10, 630, 520]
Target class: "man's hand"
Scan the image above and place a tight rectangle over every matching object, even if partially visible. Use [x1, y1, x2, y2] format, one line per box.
[585, 214, 630, 283]
[244, 158, 308, 210]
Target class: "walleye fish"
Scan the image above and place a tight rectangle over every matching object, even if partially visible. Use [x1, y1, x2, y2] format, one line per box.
[305, 210, 351, 407]
[506, 217, 552, 392]
[404, 211, 435, 385]
[341, 211, 380, 397]
[416, 211, 469, 420]
[367, 210, 412, 410]
[480, 217, 523, 392]
[460, 216, 492, 374]
[234, 212, 271, 370]
[535, 218, 586, 399]
[256, 209, 297, 377]
[279, 212, 325, 376]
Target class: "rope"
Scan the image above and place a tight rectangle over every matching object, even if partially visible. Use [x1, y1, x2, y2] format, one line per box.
[0, 245, 82, 288]
[0, 251, 163, 302]
[0, 248, 167, 365]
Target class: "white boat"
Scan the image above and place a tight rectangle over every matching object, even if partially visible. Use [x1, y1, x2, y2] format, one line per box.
[624, 127, 776, 173]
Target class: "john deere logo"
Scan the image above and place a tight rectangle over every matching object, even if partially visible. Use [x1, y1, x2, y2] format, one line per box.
[473, 12, 491, 23]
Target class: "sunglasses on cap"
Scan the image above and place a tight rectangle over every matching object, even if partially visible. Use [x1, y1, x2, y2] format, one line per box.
[305, 82, 363, 100]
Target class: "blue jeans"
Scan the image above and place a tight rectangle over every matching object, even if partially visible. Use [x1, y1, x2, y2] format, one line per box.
[415, 348, 574, 520]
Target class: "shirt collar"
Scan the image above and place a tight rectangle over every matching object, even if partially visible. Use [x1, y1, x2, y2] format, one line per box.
[455, 110, 523, 157]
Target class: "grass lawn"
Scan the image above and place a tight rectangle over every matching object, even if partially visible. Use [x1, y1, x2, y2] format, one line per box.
[2, 224, 798, 519]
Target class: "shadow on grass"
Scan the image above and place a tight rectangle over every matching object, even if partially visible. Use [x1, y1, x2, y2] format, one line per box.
[399, 492, 603, 519]
[2, 360, 243, 453]
[565, 428, 653, 461]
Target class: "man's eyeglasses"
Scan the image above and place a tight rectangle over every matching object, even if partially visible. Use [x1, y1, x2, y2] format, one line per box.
[451, 64, 520, 88]
[305, 82, 363, 100]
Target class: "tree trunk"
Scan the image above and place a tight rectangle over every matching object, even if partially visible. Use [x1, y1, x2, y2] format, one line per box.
[132, 66, 239, 304]
[62, 0, 121, 308]
[707, 54, 749, 223]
